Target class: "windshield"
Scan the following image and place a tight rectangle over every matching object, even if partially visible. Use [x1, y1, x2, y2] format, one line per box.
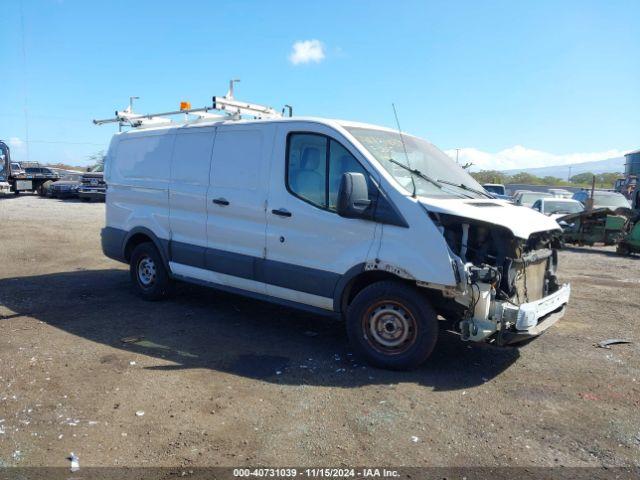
[543, 200, 583, 214]
[89, 164, 104, 173]
[593, 193, 631, 209]
[520, 192, 551, 205]
[346, 127, 485, 198]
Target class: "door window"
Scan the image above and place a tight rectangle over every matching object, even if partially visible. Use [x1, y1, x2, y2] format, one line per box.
[286, 133, 369, 210]
[286, 134, 327, 207]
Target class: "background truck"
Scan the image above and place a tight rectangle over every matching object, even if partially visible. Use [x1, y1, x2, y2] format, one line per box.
[0, 140, 60, 195]
[78, 163, 106, 201]
[614, 149, 639, 206]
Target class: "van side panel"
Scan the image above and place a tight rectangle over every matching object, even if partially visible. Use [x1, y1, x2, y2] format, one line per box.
[168, 127, 216, 253]
[106, 131, 174, 243]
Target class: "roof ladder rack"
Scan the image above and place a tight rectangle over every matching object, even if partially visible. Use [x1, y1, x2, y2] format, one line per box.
[92, 80, 289, 130]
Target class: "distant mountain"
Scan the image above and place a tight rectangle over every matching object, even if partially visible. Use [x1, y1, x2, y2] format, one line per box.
[501, 156, 624, 179]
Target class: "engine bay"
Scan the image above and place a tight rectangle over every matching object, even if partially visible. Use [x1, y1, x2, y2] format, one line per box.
[427, 212, 567, 344]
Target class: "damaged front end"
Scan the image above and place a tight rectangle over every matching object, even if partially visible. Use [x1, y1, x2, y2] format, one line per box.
[431, 212, 570, 345]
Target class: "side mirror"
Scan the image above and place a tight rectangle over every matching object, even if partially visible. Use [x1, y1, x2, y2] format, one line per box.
[337, 172, 371, 218]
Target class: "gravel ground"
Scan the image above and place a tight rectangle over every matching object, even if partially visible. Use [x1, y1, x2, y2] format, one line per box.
[0, 194, 639, 468]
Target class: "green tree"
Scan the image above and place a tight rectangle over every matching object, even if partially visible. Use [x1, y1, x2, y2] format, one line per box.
[541, 176, 566, 186]
[570, 172, 595, 185]
[470, 170, 507, 184]
[510, 172, 543, 185]
[596, 172, 623, 187]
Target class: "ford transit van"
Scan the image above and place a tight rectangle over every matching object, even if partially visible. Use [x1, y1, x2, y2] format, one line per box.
[101, 116, 570, 370]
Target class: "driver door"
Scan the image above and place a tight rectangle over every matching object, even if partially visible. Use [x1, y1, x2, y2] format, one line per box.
[264, 124, 378, 310]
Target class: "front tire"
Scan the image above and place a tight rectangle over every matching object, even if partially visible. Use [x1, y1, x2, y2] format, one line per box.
[38, 181, 52, 196]
[346, 281, 438, 370]
[129, 243, 174, 301]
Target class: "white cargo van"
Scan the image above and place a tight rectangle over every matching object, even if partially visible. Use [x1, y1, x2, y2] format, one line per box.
[101, 108, 570, 370]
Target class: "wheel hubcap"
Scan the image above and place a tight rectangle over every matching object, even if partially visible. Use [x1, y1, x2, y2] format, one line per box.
[137, 256, 157, 287]
[363, 301, 417, 355]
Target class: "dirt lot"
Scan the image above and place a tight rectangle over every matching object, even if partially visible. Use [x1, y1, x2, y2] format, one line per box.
[1, 194, 639, 468]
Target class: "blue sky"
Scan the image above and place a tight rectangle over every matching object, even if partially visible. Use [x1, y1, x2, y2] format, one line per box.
[1, 0, 639, 169]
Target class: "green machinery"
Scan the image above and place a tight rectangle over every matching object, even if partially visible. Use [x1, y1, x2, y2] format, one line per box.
[617, 216, 640, 255]
[559, 208, 632, 247]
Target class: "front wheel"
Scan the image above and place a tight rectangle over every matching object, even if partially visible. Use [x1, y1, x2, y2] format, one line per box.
[129, 243, 174, 301]
[38, 181, 52, 196]
[346, 281, 439, 370]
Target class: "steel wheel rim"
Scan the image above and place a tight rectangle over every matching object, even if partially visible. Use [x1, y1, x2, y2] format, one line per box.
[362, 300, 418, 355]
[137, 256, 157, 287]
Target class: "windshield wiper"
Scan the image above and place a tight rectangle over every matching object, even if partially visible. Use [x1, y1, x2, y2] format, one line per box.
[388, 158, 443, 191]
[388, 158, 483, 199]
[435, 179, 494, 199]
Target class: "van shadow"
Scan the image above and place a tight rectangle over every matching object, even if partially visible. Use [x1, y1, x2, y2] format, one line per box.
[0, 269, 520, 391]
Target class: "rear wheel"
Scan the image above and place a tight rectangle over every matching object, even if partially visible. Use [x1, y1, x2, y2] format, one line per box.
[129, 243, 174, 300]
[346, 281, 438, 370]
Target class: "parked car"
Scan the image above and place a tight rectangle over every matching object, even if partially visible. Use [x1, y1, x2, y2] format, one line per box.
[548, 188, 573, 199]
[531, 198, 584, 221]
[100, 112, 570, 370]
[78, 164, 106, 202]
[513, 191, 553, 207]
[572, 190, 632, 210]
[482, 183, 510, 200]
[482, 183, 505, 196]
[48, 173, 83, 198]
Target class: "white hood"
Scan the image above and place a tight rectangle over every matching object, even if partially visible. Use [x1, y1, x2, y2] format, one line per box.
[419, 197, 561, 239]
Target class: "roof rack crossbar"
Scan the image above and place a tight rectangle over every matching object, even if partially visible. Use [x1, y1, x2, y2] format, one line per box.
[93, 81, 287, 130]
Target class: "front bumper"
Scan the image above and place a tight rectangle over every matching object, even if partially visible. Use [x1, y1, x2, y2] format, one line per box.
[78, 187, 106, 200]
[52, 188, 78, 198]
[497, 283, 571, 345]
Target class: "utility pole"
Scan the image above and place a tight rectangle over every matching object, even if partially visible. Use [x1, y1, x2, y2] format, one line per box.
[20, 1, 30, 161]
[567, 165, 572, 182]
[455, 148, 460, 165]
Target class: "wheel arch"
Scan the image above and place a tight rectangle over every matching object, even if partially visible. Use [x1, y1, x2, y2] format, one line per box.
[333, 264, 416, 314]
[123, 227, 170, 270]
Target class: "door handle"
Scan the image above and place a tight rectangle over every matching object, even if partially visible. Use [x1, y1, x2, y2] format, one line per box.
[212, 197, 230, 206]
[271, 208, 292, 217]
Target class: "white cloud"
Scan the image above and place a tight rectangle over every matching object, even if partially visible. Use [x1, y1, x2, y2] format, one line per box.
[8, 137, 24, 148]
[289, 39, 325, 65]
[444, 145, 627, 171]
